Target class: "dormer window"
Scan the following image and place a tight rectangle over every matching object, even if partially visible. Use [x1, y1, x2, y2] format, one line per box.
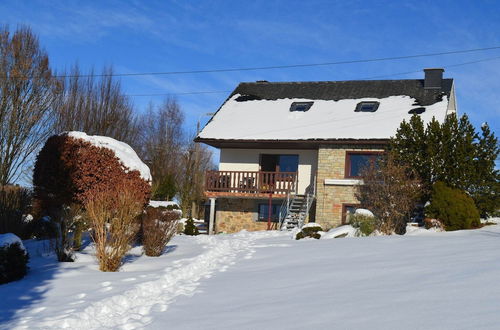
[290, 102, 313, 112]
[355, 101, 379, 112]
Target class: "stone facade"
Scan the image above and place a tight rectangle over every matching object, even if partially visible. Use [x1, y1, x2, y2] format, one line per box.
[314, 144, 385, 230]
[215, 198, 280, 233]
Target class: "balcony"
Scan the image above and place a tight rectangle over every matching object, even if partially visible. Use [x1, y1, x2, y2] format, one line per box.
[204, 170, 297, 198]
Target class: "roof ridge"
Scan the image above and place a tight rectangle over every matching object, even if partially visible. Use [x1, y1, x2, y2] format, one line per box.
[239, 78, 453, 85]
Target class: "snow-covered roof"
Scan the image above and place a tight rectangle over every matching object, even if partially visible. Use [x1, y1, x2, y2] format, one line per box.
[197, 79, 453, 144]
[65, 132, 152, 182]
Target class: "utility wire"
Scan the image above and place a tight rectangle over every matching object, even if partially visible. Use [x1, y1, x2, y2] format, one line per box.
[3, 45, 500, 80]
[125, 55, 500, 97]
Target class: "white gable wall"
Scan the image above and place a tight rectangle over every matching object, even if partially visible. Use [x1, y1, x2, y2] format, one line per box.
[219, 148, 318, 194]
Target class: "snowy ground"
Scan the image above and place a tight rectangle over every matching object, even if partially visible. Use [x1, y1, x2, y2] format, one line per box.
[1, 225, 500, 329]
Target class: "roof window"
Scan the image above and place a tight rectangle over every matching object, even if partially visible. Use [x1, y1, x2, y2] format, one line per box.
[290, 102, 313, 112]
[355, 101, 379, 112]
[408, 107, 426, 115]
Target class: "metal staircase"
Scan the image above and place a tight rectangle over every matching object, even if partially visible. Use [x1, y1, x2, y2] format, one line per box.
[279, 187, 315, 230]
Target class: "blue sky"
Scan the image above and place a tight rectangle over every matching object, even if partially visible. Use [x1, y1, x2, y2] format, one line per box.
[1, 0, 499, 139]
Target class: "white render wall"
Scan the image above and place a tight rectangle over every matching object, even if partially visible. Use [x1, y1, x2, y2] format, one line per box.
[219, 148, 318, 194]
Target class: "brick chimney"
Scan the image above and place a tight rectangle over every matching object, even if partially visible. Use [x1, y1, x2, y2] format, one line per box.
[424, 68, 444, 90]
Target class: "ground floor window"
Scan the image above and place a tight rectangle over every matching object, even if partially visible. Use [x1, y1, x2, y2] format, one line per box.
[342, 203, 361, 224]
[257, 203, 281, 222]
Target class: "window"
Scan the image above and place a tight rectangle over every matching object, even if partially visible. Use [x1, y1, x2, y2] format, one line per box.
[345, 152, 383, 178]
[355, 101, 379, 112]
[260, 154, 299, 172]
[408, 107, 426, 115]
[290, 102, 314, 112]
[258, 203, 281, 222]
[342, 204, 361, 224]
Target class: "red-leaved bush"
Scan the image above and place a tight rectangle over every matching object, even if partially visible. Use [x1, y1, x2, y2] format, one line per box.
[33, 134, 151, 210]
[32, 134, 151, 261]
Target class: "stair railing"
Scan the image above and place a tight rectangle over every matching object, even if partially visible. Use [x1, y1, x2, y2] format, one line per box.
[278, 192, 292, 230]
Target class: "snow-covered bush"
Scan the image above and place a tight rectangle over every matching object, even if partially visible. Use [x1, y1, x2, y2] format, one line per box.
[183, 217, 199, 236]
[423, 218, 444, 230]
[141, 206, 179, 257]
[425, 182, 480, 231]
[33, 132, 151, 262]
[349, 210, 376, 236]
[85, 186, 143, 272]
[0, 233, 29, 284]
[296, 223, 323, 240]
[0, 186, 32, 238]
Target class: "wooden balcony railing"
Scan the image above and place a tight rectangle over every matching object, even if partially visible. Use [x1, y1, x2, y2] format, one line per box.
[205, 170, 297, 196]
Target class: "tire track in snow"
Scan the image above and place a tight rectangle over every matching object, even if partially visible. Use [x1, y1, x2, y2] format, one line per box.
[31, 231, 279, 330]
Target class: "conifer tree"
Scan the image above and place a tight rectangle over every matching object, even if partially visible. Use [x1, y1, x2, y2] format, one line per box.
[390, 113, 499, 217]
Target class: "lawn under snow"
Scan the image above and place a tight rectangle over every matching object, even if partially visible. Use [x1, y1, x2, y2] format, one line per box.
[1, 225, 500, 329]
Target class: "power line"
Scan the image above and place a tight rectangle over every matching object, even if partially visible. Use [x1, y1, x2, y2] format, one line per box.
[128, 90, 232, 97]
[362, 55, 500, 80]
[3, 45, 500, 80]
[125, 55, 500, 97]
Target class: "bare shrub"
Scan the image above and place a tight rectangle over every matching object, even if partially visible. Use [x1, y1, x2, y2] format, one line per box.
[141, 207, 179, 257]
[356, 154, 422, 234]
[51, 204, 84, 262]
[85, 187, 143, 272]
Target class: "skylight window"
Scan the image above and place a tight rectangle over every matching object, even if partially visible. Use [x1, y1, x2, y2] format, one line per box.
[290, 102, 313, 112]
[355, 101, 379, 112]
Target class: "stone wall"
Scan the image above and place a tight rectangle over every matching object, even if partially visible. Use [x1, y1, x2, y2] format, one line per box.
[215, 198, 280, 233]
[314, 144, 385, 230]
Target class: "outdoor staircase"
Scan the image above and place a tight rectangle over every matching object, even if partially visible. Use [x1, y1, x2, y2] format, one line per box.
[279, 192, 315, 230]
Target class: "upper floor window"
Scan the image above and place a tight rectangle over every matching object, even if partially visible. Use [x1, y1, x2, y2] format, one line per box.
[290, 102, 313, 112]
[355, 101, 379, 112]
[345, 151, 383, 178]
[260, 154, 299, 172]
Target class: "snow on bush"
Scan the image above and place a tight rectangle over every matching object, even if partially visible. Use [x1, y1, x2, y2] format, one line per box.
[296, 223, 323, 240]
[0, 233, 29, 284]
[355, 208, 374, 217]
[33, 133, 151, 208]
[66, 132, 151, 182]
[0, 233, 25, 250]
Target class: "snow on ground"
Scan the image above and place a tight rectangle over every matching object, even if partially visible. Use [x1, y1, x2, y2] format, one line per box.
[64, 132, 152, 182]
[1, 225, 500, 329]
[148, 201, 179, 208]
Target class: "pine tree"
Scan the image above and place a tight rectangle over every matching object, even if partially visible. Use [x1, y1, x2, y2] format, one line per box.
[391, 113, 499, 216]
[472, 123, 499, 216]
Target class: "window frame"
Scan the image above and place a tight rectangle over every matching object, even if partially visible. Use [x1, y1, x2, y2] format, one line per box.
[257, 203, 281, 222]
[342, 203, 361, 225]
[344, 151, 384, 179]
[290, 101, 314, 112]
[355, 101, 380, 112]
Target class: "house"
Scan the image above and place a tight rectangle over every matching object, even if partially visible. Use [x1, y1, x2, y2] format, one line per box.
[195, 68, 456, 233]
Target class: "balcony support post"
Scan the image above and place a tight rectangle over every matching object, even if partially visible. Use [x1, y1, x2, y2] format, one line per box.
[209, 197, 216, 235]
[267, 193, 272, 230]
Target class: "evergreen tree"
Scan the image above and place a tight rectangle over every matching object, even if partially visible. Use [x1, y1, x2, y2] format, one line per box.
[152, 174, 177, 201]
[391, 113, 499, 217]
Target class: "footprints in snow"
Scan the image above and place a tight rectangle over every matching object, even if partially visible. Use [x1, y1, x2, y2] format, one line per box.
[99, 281, 112, 292]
